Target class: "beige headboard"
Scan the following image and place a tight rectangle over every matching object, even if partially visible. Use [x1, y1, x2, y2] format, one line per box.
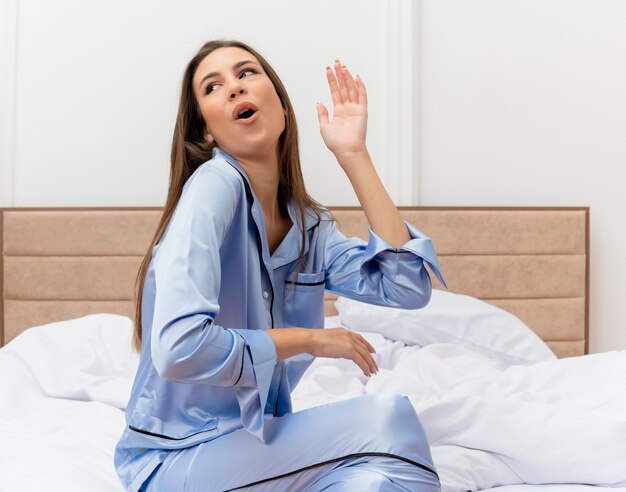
[0, 206, 589, 358]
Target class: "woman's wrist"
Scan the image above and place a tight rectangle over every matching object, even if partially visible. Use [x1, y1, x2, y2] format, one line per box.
[264, 327, 316, 361]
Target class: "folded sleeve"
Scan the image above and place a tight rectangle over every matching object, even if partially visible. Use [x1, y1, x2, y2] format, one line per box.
[150, 164, 277, 443]
[323, 219, 447, 309]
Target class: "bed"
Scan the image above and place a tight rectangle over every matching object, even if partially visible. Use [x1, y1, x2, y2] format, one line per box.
[1, 205, 624, 492]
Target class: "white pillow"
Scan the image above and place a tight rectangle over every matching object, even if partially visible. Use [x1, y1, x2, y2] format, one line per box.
[335, 289, 557, 367]
[0, 313, 139, 409]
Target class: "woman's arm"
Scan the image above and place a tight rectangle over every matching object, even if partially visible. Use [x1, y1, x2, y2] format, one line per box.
[264, 327, 379, 376]
[336, 149, 411, 249]
[316, 60, 410, 249]
[316, 59, 446, 310]
[263, 328, 313, 360]
[151, 163, 278, 443]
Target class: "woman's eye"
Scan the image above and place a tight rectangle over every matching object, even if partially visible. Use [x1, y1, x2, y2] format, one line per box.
[240, 68, 256, 77]
[205, 69, 257, 95]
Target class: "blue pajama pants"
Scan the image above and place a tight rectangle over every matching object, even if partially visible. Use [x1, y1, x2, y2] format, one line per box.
[140, 394, 441, 491]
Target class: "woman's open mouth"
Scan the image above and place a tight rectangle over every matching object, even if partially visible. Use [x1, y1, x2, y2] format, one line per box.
[234, 108, 258, 124]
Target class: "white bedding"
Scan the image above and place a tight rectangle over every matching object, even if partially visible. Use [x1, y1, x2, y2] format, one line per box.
[0, 313, 625, 492]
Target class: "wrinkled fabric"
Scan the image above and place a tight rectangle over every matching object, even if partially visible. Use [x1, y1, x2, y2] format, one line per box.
[113, 146, 446, 492]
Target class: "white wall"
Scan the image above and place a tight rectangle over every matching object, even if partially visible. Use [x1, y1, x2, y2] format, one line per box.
[2, 0, 625, 354]
[0, 0, 416, 208]
[0, 0, 18, 204]
[419, 0, 626, 354]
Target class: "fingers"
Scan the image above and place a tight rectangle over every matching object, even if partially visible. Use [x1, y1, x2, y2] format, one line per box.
[333, 59, 350, 104]
[325, 59, 367, 110]
[355, 72, 367, 109]
[326, 60, 367, 108]
[317, 102, 329, 126]
[322, 327, 379, 377]
[356, 333, 376, 355]
[353, 342, 378, 377]
[340, 64, 358, 105]
[352, 335, 379, 376]
[325, 66, 342, 108]
[326, 59, 352, 106]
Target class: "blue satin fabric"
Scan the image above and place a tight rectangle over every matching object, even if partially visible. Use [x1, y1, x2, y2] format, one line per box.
[141, 394, 441, 492]
[113, 146, 446, 492]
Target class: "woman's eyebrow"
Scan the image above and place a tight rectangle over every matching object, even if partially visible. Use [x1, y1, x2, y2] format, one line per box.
[199, 60, 258, 88]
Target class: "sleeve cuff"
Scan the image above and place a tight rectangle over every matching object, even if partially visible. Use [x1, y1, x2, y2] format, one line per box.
[362, 220, 448, 289]
[228, 328, 277, 443]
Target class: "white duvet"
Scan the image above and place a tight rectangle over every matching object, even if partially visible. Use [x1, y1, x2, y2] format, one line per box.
[0, 313, 625, 492]
[298, 317, 626, 491]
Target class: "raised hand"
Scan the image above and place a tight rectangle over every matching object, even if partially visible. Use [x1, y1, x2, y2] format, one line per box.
[316, 59, 368, 163]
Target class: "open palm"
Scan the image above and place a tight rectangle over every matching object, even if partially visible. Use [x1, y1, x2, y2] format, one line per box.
[316, 59, 368, 160]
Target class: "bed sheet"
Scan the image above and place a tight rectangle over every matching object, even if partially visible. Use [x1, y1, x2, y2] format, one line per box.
[0, 313, 624, 492]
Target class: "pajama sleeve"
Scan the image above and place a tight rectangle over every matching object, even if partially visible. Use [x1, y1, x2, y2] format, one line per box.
[323, 219, 447, 309]
[150, 164, 277, 444]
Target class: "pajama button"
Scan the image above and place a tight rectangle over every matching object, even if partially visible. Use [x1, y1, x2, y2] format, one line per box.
[262, 290, 269, 299]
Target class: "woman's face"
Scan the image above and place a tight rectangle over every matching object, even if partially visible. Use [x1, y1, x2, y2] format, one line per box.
[193, 47, 286, 160]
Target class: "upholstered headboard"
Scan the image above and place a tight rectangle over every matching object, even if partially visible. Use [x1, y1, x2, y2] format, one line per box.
[0, 207, 589, 358]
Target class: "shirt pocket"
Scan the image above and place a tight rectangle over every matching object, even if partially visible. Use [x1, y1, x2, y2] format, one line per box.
[128, 409, 219, 442]
[283, 271, 326, 328]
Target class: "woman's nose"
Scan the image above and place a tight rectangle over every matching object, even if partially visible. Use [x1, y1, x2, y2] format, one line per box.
[230, 88, 245, 99]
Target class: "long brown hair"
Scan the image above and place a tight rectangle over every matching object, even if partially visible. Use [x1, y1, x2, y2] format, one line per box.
[131, 39, 336, 354]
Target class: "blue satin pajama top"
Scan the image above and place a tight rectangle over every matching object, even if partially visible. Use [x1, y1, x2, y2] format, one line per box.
[113, 146, 447, 492]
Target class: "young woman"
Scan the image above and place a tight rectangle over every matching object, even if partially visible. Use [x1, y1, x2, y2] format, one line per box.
[114, 39, 447, 492]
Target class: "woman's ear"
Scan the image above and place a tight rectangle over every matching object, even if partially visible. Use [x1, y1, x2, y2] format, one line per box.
[204, 128, 215, 144]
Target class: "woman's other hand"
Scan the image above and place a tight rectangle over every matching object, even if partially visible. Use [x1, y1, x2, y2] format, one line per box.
[316, 59, 368, 165]
[309, 327, 379, 377]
